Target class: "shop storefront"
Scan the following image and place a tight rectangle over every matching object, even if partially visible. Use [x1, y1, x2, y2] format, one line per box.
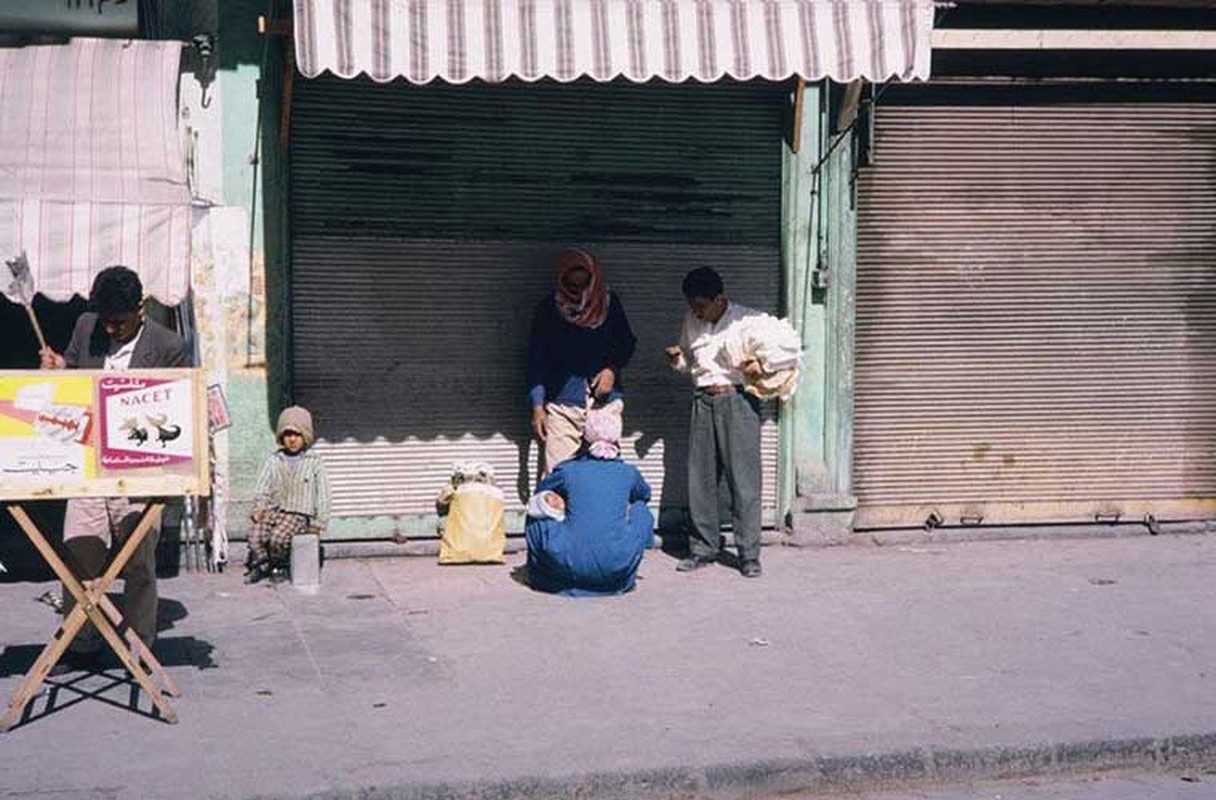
[854, 84, 1216, 529]
[284, 0, 933, 536]
[288, 76, 786, 527]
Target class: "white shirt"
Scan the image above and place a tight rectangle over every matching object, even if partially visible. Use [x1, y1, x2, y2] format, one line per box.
[103, 322, 146, 371]
[671, 301, 764, 388]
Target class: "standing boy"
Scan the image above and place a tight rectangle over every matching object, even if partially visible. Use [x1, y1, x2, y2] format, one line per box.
[665, 267, 769, 578]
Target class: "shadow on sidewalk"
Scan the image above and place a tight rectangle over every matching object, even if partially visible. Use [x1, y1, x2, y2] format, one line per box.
[0, 634, 217, 730]
[0, 634, 217, 679]
[0, 593, 212, 679]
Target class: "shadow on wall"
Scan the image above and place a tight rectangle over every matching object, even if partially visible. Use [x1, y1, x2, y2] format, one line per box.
[276, 76, 786, 517]
[289, 242, 780, 513]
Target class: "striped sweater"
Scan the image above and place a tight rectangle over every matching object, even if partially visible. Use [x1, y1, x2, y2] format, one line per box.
[253, 449, 331, 531]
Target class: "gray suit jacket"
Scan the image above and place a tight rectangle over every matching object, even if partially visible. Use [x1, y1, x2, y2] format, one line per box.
[64, 313, 190, 369]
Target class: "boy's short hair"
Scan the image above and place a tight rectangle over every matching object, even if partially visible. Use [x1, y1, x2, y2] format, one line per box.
[681, 267, 724, 301]
[88, 266, 143, 317]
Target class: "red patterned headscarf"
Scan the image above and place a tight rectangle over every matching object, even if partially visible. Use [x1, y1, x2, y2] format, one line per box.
[554, 248, 611, 329]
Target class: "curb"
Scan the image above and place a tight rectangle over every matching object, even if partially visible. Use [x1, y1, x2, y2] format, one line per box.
[266, 522, 1216, 561]
[259, 732, 1216, 800]
[864, 521, 1215, 548]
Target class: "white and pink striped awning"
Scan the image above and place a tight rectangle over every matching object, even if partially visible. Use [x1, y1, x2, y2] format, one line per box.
[293, 0, 934, 85]
[0, 39, 192, 304]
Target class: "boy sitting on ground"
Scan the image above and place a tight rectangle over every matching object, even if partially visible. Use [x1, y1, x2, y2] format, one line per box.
[246, 406, 330, 584]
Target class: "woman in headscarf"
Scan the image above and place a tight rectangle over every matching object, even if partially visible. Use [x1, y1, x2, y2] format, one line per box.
[526, 248, 637, 474]
[524, 409, 654, 596]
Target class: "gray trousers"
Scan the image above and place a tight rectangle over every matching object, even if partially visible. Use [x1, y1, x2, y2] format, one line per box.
[61, 497, 161, 651]
[687, 390, 762, 563]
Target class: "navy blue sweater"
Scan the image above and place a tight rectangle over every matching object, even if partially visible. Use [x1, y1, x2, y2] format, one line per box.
[526, 291, 636, 408]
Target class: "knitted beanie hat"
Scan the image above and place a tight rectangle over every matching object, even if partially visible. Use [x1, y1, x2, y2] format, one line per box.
[276, 405, 315, 448]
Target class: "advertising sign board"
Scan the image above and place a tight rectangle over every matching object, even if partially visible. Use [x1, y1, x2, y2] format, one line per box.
[0, 369, 209, 501]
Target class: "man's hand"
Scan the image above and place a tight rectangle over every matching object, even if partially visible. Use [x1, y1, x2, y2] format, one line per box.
[39, 347, 65, 370]
[590, 367, 615, 399]
[741, 359, 765, 379]
[531, 406, 547, 442]
[250, 509, 266, 524]
[307, 525, 323, 536]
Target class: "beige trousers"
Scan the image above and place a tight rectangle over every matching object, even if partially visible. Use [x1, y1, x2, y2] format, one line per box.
[544, 398, 624, 473]
[61, 497, 162, 651]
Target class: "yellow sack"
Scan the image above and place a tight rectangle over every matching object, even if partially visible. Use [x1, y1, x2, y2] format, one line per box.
[439, 485, 506, 564]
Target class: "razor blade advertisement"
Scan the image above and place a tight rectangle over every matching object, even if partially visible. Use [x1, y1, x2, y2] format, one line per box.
[0, 376, 94, 479]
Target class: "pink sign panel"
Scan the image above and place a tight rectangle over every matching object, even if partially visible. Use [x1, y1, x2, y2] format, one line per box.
[98, 375, 194, 470]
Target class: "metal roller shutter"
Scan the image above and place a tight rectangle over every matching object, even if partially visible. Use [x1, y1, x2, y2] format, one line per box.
[289, 76, 785, 531]
[855, 98, 1216, 529]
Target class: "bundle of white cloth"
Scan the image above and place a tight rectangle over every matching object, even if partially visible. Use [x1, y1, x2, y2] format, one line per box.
[720, 313, 804, 401]
[436, 461, 504, 512]
[525, 490, 567, 522]
[450, 461, 498, 488]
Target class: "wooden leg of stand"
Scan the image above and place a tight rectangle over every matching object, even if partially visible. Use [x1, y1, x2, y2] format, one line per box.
[83, 600, 177, 723]
[8, 505, 90, 605]
[1, 506, 98, 731]
[0, 605, 91, 732]
[79, 503, 177, 722]
[2, 503, 178, 728]
[96, 594, 181, 697]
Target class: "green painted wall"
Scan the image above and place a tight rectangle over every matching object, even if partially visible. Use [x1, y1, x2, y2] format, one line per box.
[822, 130, 857, 507]
[216, 0, 291, 533]
[226, 371, 276, 526]
[784, 82, 859, 544]
[780, 82, 826, 520]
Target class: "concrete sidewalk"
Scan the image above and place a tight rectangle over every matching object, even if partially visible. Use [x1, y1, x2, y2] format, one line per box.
[1, 534, 1214, 800]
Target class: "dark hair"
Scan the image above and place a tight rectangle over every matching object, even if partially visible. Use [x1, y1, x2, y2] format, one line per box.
[88, 266, 143, 317]
[681, 267, 724, 301]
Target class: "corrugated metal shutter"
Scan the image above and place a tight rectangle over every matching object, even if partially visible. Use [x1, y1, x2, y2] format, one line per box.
[855, 99, 1216, 529]
[289, 77, 784, 529]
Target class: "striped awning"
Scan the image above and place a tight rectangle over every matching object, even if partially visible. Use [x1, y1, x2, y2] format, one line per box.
[0, 39, 191, 304]
[293, 0, 934, 85]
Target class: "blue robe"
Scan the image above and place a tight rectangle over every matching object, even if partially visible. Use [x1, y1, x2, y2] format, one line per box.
[525, 454, 654, 597]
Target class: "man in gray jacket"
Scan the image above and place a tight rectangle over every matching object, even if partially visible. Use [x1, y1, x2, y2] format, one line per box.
[40, 265, 189, 671]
